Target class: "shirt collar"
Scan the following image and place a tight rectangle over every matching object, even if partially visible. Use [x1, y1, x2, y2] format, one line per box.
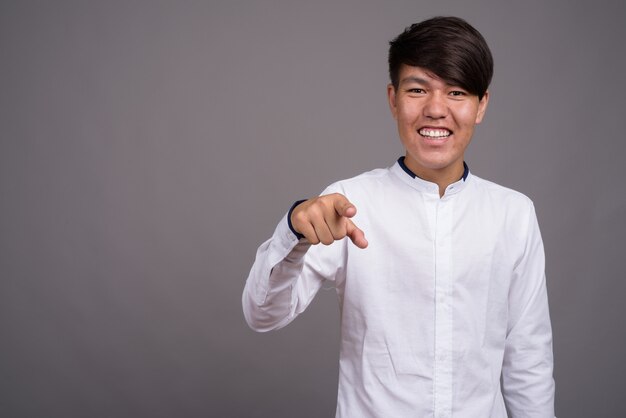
[392, 156, 471, 196]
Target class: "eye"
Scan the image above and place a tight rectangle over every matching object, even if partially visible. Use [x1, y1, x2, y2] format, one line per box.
[407, 88, 425, 94]
[449, 90, 466, 97]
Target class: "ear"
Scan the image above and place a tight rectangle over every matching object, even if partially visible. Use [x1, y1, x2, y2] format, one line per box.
[387, 84, 398, 120]
[475, 90, 490, 124]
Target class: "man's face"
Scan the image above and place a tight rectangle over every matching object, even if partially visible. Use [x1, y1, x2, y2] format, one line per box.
[387, 65, 489, 182]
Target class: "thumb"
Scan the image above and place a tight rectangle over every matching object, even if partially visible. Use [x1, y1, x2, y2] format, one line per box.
[333, 195, 357, 218]
[346, 219, 368, 249]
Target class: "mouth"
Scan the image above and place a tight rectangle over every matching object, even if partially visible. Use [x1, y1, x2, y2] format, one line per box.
[418, 127, 452, 139]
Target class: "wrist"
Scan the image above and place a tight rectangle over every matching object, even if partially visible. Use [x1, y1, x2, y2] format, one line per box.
[287, 199, 307, 239]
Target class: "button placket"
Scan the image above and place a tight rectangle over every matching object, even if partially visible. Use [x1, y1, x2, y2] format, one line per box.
[433, 198, 453, 416]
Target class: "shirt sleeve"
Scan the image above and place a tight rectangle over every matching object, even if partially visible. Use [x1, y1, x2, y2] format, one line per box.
[502, 202, 556, 417]
[242, 193, 346, 332]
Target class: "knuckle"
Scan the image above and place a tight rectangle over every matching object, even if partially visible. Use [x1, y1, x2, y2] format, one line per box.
[310, 199, 326, 211]
[293, 212, 308, 226]
[307, 235, 320, 245]
[331, 230, 346, 240]
[307, 205, 323, 220]
[330, 222, 348, 240]
[333, 192, 347, 202]
[320, 198, 331, 209]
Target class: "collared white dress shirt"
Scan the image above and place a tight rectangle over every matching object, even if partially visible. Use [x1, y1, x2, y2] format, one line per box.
[243, 159, 555, 417]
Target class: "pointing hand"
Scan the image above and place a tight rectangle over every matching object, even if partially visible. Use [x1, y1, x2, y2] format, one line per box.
[290, 193, 368, 249]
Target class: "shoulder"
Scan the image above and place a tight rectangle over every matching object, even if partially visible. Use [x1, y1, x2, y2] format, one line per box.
[468, 174, 540, 243]
[322, 166, 393, 195]
[469, 173, 535, 212]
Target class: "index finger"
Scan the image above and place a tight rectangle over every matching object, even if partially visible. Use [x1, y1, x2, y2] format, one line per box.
[346, 219, 368, 249]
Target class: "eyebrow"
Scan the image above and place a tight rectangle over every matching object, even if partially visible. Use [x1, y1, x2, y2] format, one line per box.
[399, 76, 430, 86]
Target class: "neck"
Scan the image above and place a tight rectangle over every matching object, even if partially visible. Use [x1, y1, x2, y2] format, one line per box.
[403, 157, 465, 197]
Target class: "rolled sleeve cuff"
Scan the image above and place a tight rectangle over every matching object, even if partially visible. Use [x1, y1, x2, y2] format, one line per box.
[287, 199, 307, 240]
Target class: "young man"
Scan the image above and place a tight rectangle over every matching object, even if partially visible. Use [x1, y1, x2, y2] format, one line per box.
[243, 16, 555, 417]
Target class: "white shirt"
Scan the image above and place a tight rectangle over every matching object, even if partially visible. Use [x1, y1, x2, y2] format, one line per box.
[243, 160, 555, 417]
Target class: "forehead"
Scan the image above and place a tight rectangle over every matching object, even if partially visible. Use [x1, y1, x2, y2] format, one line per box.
[398, 65, 452, 87]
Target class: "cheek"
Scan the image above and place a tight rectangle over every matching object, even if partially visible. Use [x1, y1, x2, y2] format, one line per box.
[397, 105, 417, 126]
[456, 105, 481, 126]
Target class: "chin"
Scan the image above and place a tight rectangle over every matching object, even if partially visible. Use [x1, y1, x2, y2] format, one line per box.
[412, 154, 458, 170]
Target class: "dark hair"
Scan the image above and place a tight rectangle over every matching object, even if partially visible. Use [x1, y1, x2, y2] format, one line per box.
[388, 16, 493, 100]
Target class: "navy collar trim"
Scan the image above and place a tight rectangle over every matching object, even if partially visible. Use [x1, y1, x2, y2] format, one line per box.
[397, 156, 469, 181]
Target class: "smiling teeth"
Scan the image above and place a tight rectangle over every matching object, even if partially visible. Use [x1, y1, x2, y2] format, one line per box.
[419, 128, 451, 138]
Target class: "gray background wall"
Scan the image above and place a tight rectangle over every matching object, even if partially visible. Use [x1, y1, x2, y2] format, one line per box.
[1, 0, 624, 417]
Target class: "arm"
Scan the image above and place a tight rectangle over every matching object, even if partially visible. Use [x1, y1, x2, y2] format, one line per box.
[502, 203, 555, 417]
[242, 193, 367, 332]
[242, 211, 319, 332]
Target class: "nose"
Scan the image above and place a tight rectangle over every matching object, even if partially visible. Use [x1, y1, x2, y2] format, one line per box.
[423, 92, 448, 119]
